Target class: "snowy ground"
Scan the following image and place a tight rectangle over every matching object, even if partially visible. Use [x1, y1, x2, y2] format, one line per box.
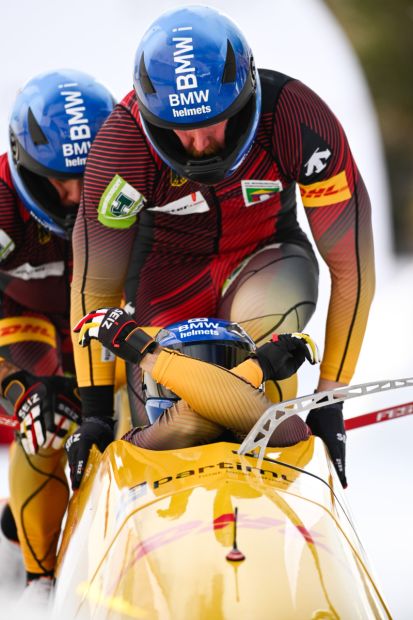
[0, 0, 412, 618]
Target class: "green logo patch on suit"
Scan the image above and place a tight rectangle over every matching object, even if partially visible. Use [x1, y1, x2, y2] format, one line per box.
[241, 179, 283, 207]
[98, 175, 146, 228]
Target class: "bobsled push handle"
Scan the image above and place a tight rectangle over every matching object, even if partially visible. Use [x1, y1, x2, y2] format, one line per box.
[238, 377, 413, 461]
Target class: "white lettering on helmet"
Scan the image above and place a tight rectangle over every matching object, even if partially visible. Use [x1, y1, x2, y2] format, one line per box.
[60, 90, 91, 140]
[58, 82, 92, 167]
[180, 328, 220, 338]
[62, 141, 91, 156]
[178, 319, 219, 332]
[169, 90, 209, 107]
[171, 27, 209, 116]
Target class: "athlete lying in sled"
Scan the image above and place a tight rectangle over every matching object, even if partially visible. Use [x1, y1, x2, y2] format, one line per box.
[71, 309, 319, 458]
[126, 318, 318, 451]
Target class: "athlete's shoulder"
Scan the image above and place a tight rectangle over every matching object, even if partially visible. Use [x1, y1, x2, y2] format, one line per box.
[118, 90, 155, 140]
[91, 90, 140, 135]
[258, 69, 294, 113]
[259, 69, 332, 115]
[85, 90, 153, 162]
[98, 90, 153, 147]
[119, 89, 138, 111]
[0, 152, 14, 195]
[0, 152, 24, 221]
[258, 68, 294, 91]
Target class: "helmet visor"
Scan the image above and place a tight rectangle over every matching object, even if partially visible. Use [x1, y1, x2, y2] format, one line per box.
[173, 342, 251, 368]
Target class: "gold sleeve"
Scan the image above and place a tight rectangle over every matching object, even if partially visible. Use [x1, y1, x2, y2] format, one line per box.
[151, 350, 269, 435]
[230, 358, 263, 388]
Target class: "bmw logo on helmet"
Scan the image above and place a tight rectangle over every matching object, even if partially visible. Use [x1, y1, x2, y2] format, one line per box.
[133, 5, 262, 185]
[8, 69, 115, 238]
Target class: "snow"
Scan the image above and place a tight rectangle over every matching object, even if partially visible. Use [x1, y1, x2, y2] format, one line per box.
[0, 0, 412, 617]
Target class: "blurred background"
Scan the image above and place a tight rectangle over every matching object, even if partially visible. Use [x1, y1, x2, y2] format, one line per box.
[327, 0, 413, 255]
[0, 1, 412, 618]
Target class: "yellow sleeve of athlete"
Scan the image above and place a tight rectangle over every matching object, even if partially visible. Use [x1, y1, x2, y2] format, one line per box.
[151, 350, 268, 435]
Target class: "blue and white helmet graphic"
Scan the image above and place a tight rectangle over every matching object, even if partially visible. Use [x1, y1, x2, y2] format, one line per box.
[8, 69, 115, 238]
[143, 317, 256, 424]
[133, 5, 261, 185]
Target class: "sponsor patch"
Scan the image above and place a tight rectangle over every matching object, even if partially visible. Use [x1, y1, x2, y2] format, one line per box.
[241, 180, 283, 207]
[148, 192, 209, 216]
[170, 170, 188, 187]
[299, 125, 333, 183]
[98, 175, 145, 229]
[299, 171, 351, 207]
[0, 230, 15, 261]
[6, 261, 64, 280]
[0, 316, 56, 348]
[304, 147, 331, 177]
[176, 318, 220, 340]
[37, 225, 51, 245]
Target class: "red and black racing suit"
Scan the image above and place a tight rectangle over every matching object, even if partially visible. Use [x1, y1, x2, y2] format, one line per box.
[0, 152, 74, 575]
[72, 69, 375, 420]
[0, 153, 73, 375]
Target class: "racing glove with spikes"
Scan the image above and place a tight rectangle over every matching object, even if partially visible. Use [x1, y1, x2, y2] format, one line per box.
[306, 400, 347, 488]
[74, 307, 157, 364]
[1, 371, 81, 455]
[252, 332, 320, 381]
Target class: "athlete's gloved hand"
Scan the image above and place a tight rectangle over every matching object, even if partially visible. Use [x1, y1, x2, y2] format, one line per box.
[74, 307, 157, 364]
[253, 333, 320, 381]
[306, 400, 347, 488]
[1, 371, 81, 455]
[65, 416, 114, 490]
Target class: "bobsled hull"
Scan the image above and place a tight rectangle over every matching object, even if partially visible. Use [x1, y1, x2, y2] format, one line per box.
[53, 438, 390, 619]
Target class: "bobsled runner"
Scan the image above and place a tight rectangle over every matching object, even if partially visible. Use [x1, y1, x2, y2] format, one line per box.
[50, 379, 410, 619]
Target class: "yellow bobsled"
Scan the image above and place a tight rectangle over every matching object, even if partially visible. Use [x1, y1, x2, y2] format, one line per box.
[52, 432, 391, 619]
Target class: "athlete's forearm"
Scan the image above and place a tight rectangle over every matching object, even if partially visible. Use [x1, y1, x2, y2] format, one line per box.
[312, 176, 375, 384]
[140, 349, 263, 386]
[148, 349, 269, 435]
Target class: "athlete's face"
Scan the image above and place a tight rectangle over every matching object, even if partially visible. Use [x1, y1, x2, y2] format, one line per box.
[49, 178, 82, 207]
[173, 120, 228, 158]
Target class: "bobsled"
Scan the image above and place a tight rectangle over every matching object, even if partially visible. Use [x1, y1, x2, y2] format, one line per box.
[51, 381, 396, 619]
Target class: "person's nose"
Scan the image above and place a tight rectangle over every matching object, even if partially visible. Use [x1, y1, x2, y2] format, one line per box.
[65, 180, 82, 204]
[191, 130, 211, 152]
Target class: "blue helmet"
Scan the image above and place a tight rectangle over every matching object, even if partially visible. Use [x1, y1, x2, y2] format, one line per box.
[133, 5, 261, 185]
[143, 317, 256, 423]
[8, 69, 115, 238]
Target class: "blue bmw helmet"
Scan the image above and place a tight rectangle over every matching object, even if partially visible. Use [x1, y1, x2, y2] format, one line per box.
[143, 317, 256, 423]
[8, 69, 115, 238]
[133, 5, 261, 185]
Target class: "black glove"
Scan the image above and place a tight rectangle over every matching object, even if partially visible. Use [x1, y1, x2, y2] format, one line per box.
[65, 416, 114, 490]
[253, 333, 319, 381]
[306, 400, 347, 488]
[1, 370, 81, 455]
[74, 307, 157, 364]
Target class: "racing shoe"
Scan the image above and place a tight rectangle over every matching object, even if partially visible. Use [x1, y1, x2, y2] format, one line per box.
[0, 503, 25, 594]
[17, 576, 54, 615]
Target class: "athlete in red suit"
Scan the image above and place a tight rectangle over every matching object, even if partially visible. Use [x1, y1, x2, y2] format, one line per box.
[69, 7, 375, 494]
[0, 69, 114, 601]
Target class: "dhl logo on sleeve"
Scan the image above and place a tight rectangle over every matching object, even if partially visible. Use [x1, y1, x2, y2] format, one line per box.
[0, 317, 57, 348]
[299, 170, 352, 207]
